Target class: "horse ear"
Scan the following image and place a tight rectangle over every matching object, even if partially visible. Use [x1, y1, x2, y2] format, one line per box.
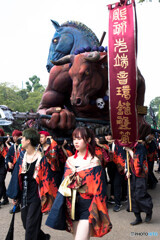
[50, 20, 60, 29]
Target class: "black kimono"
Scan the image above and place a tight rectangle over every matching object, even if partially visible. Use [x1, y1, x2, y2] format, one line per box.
[127, 143, 153, 214]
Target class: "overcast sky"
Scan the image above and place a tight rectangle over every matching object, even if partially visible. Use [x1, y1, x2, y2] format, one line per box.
[0, 0, 160, 107]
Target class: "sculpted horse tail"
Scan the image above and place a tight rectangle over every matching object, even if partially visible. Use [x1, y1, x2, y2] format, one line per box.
[46, 20, 100, 72]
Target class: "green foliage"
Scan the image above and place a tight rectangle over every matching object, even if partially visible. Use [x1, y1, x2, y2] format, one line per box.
[26, 81, 32, 92]
[145, 114, 152, 126]
[0, 83, 25, 111]
[150, 97, 160, 114]
[0, 75, 45, 112]
[146, 96, 160, 128]
[26, 75, 45, 93]
[17, 89, 28, 100]
[23, 92, 44, 112]
[0, 77, 45, 132]
[158, 105, 160, 127]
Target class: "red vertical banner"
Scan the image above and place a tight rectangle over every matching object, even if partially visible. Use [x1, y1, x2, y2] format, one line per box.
[108, 0, 138, 147]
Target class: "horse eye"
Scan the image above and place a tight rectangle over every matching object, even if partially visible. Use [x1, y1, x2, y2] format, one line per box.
[53, 38, 58, 44]
[85, 70, 90, 76]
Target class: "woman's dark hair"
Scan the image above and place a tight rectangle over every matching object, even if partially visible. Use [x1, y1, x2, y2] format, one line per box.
[22, 128, 40, 147]
[72, 127, 95, 157]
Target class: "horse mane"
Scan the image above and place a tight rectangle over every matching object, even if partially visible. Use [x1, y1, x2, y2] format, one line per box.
[61, 21, 100, 46]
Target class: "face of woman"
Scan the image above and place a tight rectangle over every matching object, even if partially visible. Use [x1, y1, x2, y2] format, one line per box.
[40, 134, 47, 145]
[73, 134, 87, 152]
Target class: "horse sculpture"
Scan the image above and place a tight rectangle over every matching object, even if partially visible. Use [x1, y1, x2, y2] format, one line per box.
[38, 20, 150, 140]
[46, 20, 100, 72]
[38, 20, 105, 130]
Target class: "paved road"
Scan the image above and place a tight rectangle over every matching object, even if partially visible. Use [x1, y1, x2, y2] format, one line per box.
[1, 165, 160, 240]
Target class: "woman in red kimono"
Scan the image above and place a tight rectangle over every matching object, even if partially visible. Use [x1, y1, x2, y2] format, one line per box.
[46, 127, 112, 239]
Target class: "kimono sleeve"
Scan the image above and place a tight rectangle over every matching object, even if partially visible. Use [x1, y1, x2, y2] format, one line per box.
[88, 166, 112, 237]
[36, 156, 59, 213]
[45, 160, 72, 230]
[6, 159, 20, 199]
[45, 191, 66, 230]
[5, 145, 14, 164]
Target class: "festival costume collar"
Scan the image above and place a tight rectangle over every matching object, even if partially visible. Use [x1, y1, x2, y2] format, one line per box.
[14, 143, 21, 162]
[67, 155, 101, 172]
[21, 151, 43, 179]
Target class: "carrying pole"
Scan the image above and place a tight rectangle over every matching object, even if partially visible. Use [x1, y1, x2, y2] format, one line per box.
[126, 150, 132, 212]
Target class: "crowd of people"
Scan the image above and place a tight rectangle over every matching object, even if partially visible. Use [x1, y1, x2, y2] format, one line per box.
[0, 126, 160, 240]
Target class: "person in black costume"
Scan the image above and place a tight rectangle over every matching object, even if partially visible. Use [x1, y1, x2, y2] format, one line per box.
[125, 142, 153, 225]
[7, 128, 52, 240]
[5, 129, 22, 213]
[0, 128, 9, 207]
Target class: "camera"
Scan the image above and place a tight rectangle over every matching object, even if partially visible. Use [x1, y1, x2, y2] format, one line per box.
[17, 138, 22, 145]
[46, 138, 51, 145]
[0, 136, 13, 144]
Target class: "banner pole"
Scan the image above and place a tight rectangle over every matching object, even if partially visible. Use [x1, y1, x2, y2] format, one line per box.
[126, 150, 132, 212]
[99, 31, 106, 46]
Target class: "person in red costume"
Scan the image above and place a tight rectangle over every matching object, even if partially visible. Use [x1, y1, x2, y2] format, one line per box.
[39, 130, 62, 189]
[6, 130, 22, 171]
[46, 127, 112, 239]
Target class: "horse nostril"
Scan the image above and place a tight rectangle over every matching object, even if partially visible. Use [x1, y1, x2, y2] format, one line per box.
[76, 98, 82, 105]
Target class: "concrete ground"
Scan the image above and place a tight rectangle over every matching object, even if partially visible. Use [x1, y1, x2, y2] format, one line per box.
[1, 163, 160, 240]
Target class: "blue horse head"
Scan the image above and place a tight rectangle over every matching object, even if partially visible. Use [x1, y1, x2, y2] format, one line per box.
[46, 20, 100, 72]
